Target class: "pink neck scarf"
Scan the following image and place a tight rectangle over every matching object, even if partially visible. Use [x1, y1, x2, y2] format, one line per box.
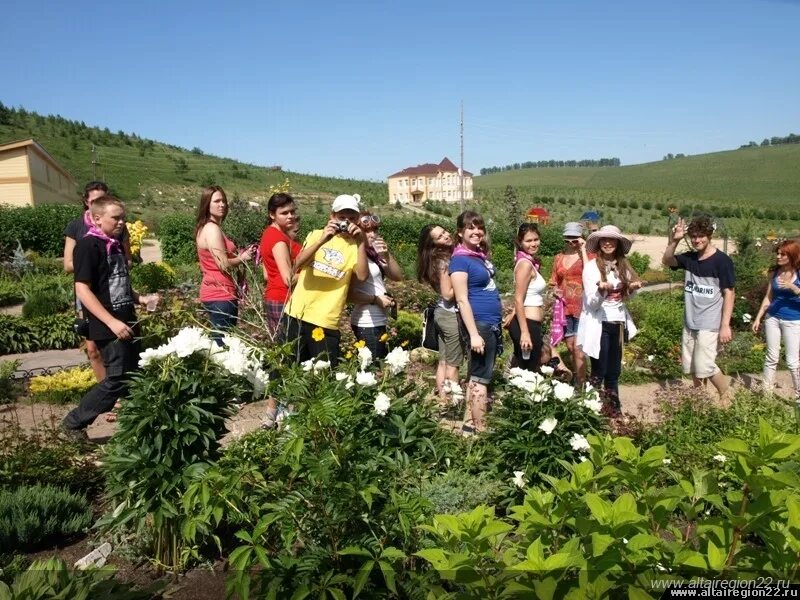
[515, 250, 541, 271]
[452, 243, 487, 261]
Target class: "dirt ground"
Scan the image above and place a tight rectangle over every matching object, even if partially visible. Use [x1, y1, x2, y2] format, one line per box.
[630, 234, 737, 270]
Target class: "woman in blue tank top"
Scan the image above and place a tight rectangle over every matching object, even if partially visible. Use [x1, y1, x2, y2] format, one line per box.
[752, 239, 800, 401]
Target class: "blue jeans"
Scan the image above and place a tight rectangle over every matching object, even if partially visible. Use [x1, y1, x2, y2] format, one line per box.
[203, 300, 238, 345]
[352, 325, 388, 359]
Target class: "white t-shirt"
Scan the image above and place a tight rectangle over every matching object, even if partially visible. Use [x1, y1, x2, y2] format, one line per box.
[350, 259, 388, 327]
[601, 270, 626, 322]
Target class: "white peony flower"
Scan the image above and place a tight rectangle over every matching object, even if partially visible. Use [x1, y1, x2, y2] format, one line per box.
[742, 313, 752, 324]
[357, 345, 373, 370]
[171, 327, 214, 358]
[312, 360, 330, 373]
[538, 417, 558, 435]
[713, 454, 727, 463]
[569, 433, 590, 452]
[583, 397, 603, 414]
[662, 458, 672, 465]
[443, 379, 464, 398]
[647, 355, 655, 362]
[539, 365, 554, 376]
[512, 470, 526, 489]
[385, 346, 410, 375]
[373, 392, 391, 416]
[335, 372, 350, 381]
[508, 368, 545, 393]
[301, 359, 315, 372]
[355, 371, 377, 387]
[249, 367, 269, 397]
[552, 381, 575, 401]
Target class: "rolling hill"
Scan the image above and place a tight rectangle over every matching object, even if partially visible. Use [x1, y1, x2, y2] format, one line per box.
[0, 104, 388, 225]
[476, 144, 800, 208]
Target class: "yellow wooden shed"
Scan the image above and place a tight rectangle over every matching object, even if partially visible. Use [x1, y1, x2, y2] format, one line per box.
[0, 139, 77, 206]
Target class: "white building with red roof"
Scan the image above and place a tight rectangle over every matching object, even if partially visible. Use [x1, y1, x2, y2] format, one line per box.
[387, 157, 473, 205]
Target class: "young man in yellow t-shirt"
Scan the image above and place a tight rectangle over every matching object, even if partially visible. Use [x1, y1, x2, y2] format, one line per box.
[283, 194, 368, 366]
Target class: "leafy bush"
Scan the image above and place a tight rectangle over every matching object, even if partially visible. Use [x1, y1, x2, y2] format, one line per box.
[0, 360, 21, 405]
[484, 369, 606, 485]
[0, 485, 91, 551]
[419, 470, 505, 515]
[385, 279, 437, 315]
[627, 291, 685, 378]
[0, 204, 82, 259]
[0, 278, 24, 307]
[158, 213, 196, 264]
[21, 287, 70, 319]
[0, 558, 161, 599]
[418, 424, 800, 597]
[634, 388, 794, 479]
[100, 327, 257, 570]
[393, 310, 422, 348]
[0, 314, 80, 354]
[0, 421, 103, 493]
[28, 366, 95, 405]
[130, 261, 176, 293]
[627, 251, 651, 276]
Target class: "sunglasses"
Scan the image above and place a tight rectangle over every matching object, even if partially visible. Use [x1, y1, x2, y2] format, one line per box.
[360, 214, 380, 227]
[564, 237, 581, 244]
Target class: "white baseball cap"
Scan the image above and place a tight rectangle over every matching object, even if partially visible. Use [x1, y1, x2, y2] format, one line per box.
[331, 194, 361, 213]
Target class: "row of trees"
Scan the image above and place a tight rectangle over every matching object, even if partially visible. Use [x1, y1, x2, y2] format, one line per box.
[480, 157, 621, 175]
[740, 133, 800, 149]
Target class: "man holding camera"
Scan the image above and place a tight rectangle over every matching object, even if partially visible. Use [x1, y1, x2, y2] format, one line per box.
[282, 194, 368, 366]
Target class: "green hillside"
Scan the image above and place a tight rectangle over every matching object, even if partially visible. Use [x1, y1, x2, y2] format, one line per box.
[476, 144, 800, 208]
[0, 104, 387, 226]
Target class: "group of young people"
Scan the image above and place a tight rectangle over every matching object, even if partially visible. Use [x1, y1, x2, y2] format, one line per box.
[61, 180, 800, 438]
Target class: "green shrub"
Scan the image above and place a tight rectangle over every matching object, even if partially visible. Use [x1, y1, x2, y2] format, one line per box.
[27, 367, 96, 405]
[0, 278, 24, 307]
[0, 360, 21, 405]
[627, 291, 684, 378]
[130, 261, 176, 293]
[0, 314, 79, 355]
[158, 213, 196, 264]
[0, 558, 161, 599]
[419, 470, 505, 515]
[627, 251, 651, 275]
[0, 485, 91, 551]
[484, 370, 606, 485]
[0, 204, 82, 259]
[21, 287, 70, 319]
[394, 310, 422, 348]
[0, 422, 103, 493]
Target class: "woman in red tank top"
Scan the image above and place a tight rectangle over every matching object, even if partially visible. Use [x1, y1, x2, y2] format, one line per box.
[195, 186, 254, 342]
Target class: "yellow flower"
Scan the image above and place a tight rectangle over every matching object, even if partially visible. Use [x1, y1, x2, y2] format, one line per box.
[354, 339, 366, 349]
[345, 352, 353, 359]
[379, 333, 389, 342]
[401, 340, 409, 348]
[311, 327, 325, 342]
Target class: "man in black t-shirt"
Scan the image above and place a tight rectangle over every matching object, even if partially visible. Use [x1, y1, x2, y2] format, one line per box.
[63, 181, 131, 384]
[62, 197, 155, 437]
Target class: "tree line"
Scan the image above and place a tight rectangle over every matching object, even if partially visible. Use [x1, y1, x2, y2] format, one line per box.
[739, 133, 799, 149]
[480, 157, 621, 175]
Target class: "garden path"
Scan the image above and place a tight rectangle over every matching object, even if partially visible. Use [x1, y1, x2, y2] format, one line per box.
[3, 371, 795, 444]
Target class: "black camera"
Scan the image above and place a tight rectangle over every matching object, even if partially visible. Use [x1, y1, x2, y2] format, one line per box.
[336, 221, 350, 233]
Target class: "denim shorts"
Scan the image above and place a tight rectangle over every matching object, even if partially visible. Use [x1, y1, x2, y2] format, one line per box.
[469, 321, 502, 385]
[564, 315, 580, 338]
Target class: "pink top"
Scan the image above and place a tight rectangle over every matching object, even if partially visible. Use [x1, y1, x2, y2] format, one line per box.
[198, 235, 237, 302]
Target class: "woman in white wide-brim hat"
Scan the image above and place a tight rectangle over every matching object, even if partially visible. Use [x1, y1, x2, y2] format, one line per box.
[576, 225, 643, 417]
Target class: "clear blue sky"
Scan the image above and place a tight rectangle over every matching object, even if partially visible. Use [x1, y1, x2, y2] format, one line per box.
[2, 0, 798, 181]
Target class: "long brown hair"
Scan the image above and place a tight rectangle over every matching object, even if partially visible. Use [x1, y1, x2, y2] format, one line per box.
[417, 224, 453, 289]
[195, 185, 228, 236]
[770, 239, 800, 276]
[596, 243, 640, 299]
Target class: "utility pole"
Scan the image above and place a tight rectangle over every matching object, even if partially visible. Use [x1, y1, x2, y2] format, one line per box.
[91, 144, 98, 179]
[459, 100, 465, 211]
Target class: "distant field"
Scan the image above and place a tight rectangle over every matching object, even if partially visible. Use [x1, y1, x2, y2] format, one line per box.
[476, 144, 800, 207]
